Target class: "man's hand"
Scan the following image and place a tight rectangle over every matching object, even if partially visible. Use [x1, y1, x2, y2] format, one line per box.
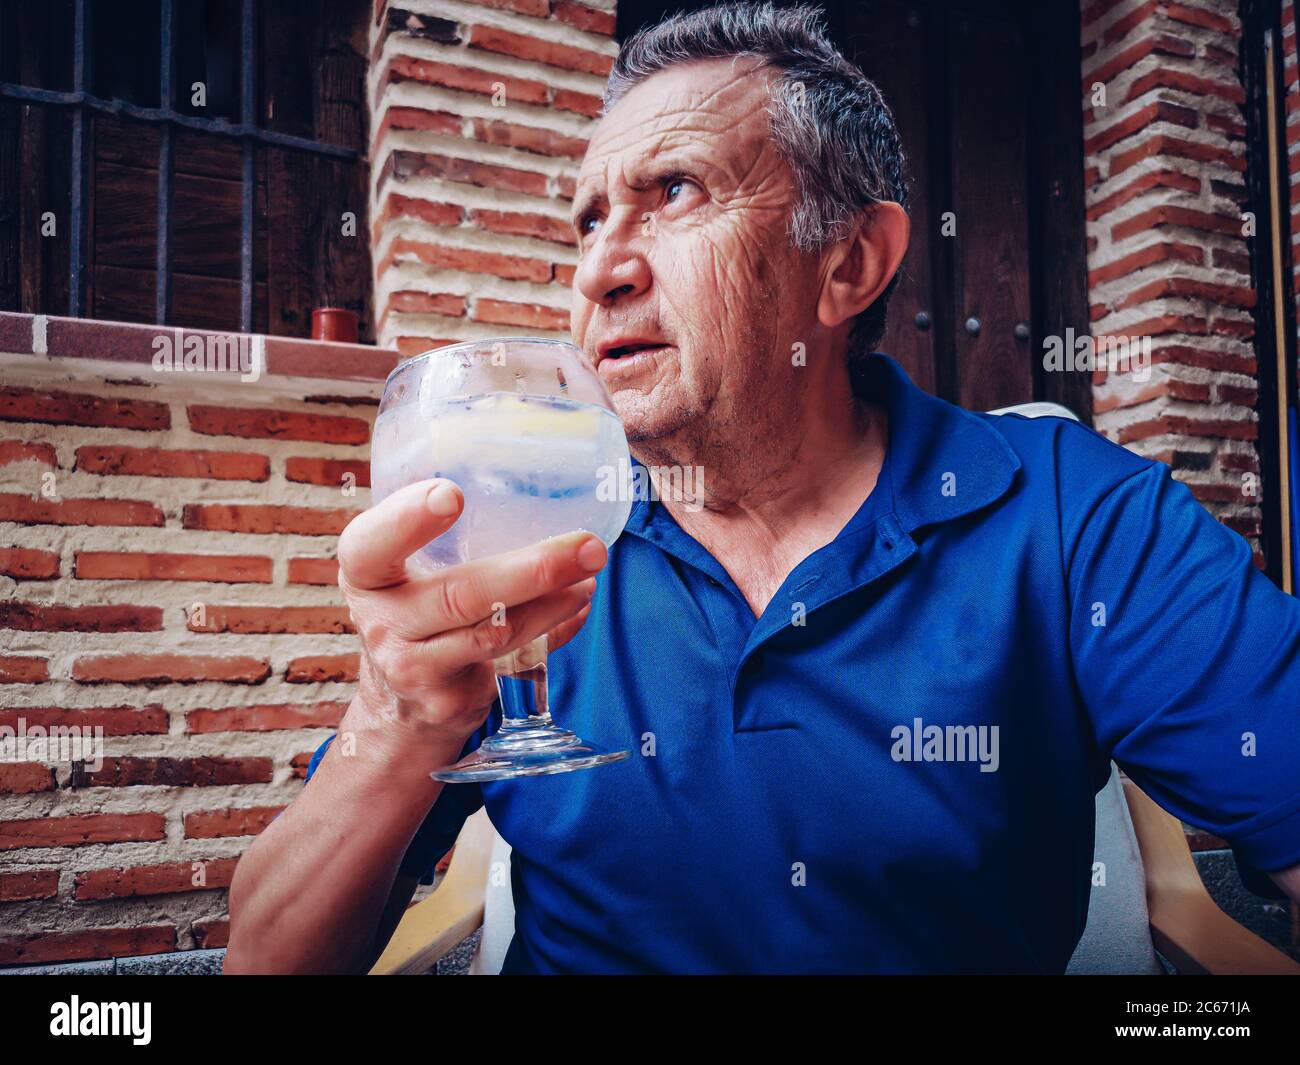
[224, 477, 606, 973]
[337, 477, 608, 755]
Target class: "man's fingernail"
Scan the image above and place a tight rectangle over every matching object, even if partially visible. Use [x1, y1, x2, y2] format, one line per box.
[576, 536, 607, 572]
[427, 482, 460, 516]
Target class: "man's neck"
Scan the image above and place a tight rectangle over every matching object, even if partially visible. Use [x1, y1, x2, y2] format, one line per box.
[639, 376, 889, 618]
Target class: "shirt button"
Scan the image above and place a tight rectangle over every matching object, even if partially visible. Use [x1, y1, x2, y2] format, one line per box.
[708, 576, 721, 587]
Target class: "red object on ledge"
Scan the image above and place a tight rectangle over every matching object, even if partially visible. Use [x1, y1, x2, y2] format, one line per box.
[312, 307, 360, 343]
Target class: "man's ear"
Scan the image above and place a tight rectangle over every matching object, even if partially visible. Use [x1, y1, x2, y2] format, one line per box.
[817, 202, 909, 330]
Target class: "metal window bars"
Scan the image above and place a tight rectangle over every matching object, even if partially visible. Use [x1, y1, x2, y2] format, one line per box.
[0, 0, 361, 331]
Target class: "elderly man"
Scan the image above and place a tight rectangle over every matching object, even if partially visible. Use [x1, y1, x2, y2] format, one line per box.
[225, 3, 1300, 974]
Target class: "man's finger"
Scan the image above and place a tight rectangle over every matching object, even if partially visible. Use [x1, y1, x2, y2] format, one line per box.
[404, 531, 606, 635]
[337, 479, 463, 591]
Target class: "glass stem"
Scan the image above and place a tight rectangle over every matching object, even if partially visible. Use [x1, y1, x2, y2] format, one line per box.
[493, 634, 551, 728]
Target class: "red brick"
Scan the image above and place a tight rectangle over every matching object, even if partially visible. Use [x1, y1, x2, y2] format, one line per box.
[189, 606, 354, 635]
[470, 117, 588, 160]
[553, 0, 616, 34]
[285, 456, 371, 488]
[1109, 135, 1246, 179]
[1094, 378, 1211, 414]
[472, 298, 570, 331]
[262, 338, 398, 383]
[1086, 169, 1201, 222]
[182, 503, 359, 536]
[1114, 277, 1255, 312]
[388, 148, 548, 197]
[373, 105, 462, 146]
[468, 23, 614, 76]
[1084, 101, 1198, 155]
[1149, 343, 1255, 374]
[0, 547, 60, 579]
[374, 192, 464, 231]
[0, 440, 57, 467]
[290, 750, 315, 779]
[0, 812, 166, 850]
[74, 857, 239, 900]
[0, 869, 59, 902]
[469, 207, 578, 246]
[1111, 204, 1244, 243]
[1218, 384, 1257, 406]
[188, 406, 370, 445]
[0, 763, 56, 794]
[1118, 415, 1257, 443]
[184, 805, 286, 839]
[75, 445, 270, 481]
[0, 493, 164, 527]
[0, 311, 34, 353]
[0, 602, 162, 633]
[0, 705, 168, 734]
[286, 654, 360, 683]
[384, 54, 549, 105]
[1100, 0, 1159, 46]
[1185, 480, 1249, 504]
[78, 756, 273, 788]
[75, 552, 273, 583]
[0, 925, 175, 965]
[0, 657, 50, 683]
[0, 386, 170, 431]
[72, 654, 272, 685]
[287, 557, 339, 585]
[553, 88, 603, 118]
[553, 263, 577, 285]
[186, 701, 347, 733]
[385, 238, 552, 283]
[556, 173, 576, 200]
[1165, 2, 1234, 34]
[193, 918, 229, 949]
[1088, 34, 1197, 88]
[381, 291, 468, 322]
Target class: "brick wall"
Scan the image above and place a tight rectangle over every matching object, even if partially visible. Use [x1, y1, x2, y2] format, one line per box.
[1080, 0, 1264, 562]
[0, 315, 391, 965]
[1284, 2, 1300, 371]
[368, 0, 618, 356]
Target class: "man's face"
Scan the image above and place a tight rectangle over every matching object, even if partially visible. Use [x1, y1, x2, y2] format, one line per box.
[570, 58, 818, 445]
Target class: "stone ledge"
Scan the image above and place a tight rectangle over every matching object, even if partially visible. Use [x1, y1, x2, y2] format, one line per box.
[0, 311, 401, 388]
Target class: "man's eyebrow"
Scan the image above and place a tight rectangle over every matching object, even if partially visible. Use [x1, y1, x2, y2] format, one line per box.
[571, 154, 714, 228]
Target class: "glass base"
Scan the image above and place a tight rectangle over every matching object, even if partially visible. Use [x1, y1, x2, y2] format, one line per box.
[431, 720, 629, 782]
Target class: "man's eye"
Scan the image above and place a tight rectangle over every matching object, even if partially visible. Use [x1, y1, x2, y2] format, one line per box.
[666, 179, 687, 202]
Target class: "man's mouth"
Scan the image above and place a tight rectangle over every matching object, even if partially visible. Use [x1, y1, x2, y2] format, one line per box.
[604, 342, 670, 360]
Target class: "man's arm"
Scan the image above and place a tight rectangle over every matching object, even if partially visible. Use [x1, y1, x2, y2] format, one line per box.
[224, 478, 604, 973]
[1064, 449, 1300, 878]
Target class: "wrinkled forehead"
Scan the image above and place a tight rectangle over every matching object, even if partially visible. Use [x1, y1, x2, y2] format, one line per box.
[579, 57, 780, 189]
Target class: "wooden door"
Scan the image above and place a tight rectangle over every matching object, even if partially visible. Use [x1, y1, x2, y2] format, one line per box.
[837, 0, 1091, 419]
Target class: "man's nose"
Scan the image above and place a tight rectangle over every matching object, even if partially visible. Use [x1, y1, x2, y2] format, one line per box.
[574, 214, 652, 306]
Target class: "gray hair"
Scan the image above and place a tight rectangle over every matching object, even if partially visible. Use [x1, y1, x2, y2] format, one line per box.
[603, 1, 910, 363]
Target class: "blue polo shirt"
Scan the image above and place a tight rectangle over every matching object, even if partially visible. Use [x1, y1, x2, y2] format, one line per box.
[306, 352, 1300, 973]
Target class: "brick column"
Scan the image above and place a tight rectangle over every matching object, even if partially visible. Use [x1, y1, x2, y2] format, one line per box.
[1081, 0, 1262, 560]
[367, 0, 618, 356]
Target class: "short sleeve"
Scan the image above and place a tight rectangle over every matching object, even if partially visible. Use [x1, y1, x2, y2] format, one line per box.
[1068, 461, 1300, 872]
[301, 711, 494, 884]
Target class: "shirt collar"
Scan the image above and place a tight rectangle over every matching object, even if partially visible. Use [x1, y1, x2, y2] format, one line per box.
[625, 352, 1021, 538]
